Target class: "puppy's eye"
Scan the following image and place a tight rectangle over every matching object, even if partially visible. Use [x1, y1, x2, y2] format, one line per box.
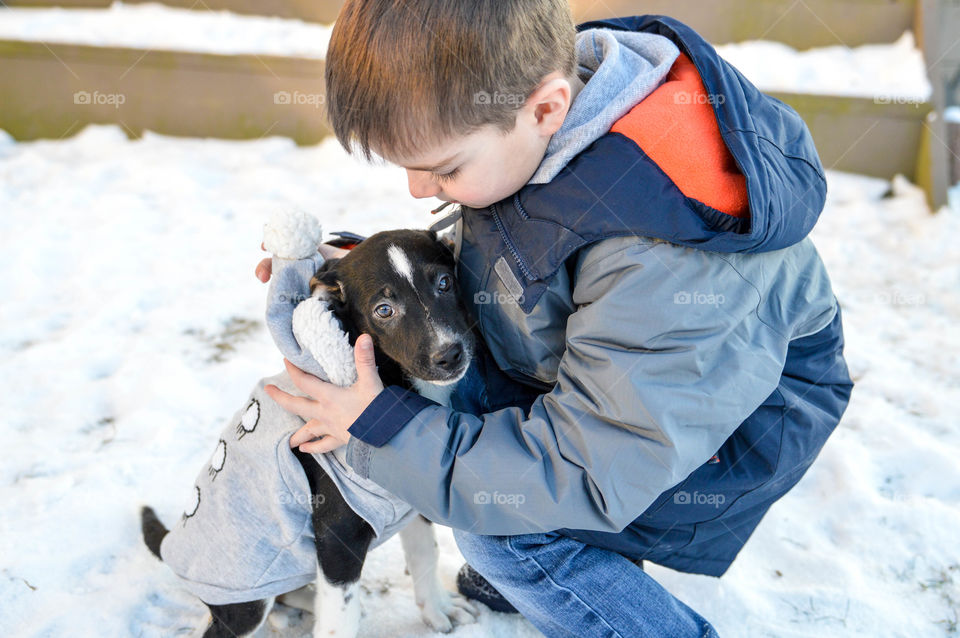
[374, 304, 394, 319]
[437, 274, 452, 293]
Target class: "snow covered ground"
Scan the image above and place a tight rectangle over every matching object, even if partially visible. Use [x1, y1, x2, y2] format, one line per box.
[1, 125, 958, 637]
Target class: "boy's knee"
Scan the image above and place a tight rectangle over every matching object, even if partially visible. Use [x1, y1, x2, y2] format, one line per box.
[453, 529, 560, 565]
[453, 529, 507, 565]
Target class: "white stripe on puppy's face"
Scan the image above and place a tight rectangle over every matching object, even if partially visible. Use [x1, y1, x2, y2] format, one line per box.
[387, 244, 416, 288]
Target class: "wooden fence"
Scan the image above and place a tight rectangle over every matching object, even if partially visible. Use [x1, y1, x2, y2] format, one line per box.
[1, 0, 955, 207]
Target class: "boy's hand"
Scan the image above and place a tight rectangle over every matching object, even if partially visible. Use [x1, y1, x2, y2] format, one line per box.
[266, 334, 384, 453]
[255, 242, 351, 283]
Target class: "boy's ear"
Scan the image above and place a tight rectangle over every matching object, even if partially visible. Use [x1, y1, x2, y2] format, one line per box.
[309, 259, 345, 304]
[524, 72, 573, 137]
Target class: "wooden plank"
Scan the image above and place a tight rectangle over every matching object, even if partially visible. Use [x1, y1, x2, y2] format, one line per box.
[769, 91, 932, 181]
[0, 38, 931, 187]
[572, 0, 917, 48]
[0, 0, 345, 24]
[0, 39, 328, 144]
[2, 0, 916, 46]
[915, 0, 956, 209]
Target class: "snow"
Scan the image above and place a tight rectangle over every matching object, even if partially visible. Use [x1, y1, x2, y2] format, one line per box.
[715, 32, 932, 102]
[1, 125, 958, 637]
[0, 2, 331, 58]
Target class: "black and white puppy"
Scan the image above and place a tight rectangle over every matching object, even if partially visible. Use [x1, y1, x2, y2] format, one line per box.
[141, 229, 478, 637]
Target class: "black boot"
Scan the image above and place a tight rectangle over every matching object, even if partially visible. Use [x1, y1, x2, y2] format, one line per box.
[456, 563, 518, 614]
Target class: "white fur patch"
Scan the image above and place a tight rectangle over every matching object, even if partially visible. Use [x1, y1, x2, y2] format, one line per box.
[313, 571, 360, 638]
[400, 517, 479, 632]
[387, 244, 415, 287]
[410, 377, 456, 406]
[432, 324, 458, 350]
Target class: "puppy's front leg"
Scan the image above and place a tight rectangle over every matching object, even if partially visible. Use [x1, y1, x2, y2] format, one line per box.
[313, 565, 361, 638]
[399, 515, 479, 633]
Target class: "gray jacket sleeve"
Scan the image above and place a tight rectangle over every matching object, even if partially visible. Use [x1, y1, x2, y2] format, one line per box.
[345, 236, 814, 534]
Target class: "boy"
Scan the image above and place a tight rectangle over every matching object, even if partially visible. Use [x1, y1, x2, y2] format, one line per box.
[260, 1, 854, 635]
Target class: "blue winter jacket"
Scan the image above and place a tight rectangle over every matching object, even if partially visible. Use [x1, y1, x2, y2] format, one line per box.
[343, 16, 853, 577]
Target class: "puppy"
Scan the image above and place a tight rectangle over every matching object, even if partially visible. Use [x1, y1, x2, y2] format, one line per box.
[141, 229, 478, 637]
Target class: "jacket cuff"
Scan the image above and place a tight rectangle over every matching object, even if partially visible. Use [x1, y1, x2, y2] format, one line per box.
[347, 385, 438, 447]
[345, 437, 376, 478]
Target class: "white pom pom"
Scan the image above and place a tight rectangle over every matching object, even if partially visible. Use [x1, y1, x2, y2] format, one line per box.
[263, 210, 323, 260]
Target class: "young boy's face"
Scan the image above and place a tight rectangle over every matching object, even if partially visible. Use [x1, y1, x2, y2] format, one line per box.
[382, 122, 550, 210]
[377, 72, 577, 210]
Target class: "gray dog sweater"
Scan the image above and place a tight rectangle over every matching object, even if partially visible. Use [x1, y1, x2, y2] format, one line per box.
[159, 226, 416, 606]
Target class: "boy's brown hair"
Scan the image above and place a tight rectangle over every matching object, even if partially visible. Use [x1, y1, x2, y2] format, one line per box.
[325, 0, 577, 161]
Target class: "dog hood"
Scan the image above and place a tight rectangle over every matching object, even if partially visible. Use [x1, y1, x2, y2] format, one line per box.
[263, 211, 357, 387]
[155, 214, 416, 605]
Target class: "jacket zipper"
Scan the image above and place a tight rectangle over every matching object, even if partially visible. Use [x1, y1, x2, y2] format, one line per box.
[490, 203, 536, 281]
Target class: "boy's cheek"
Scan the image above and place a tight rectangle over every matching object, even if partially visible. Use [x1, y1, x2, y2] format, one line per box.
[456, 179, 514, 209]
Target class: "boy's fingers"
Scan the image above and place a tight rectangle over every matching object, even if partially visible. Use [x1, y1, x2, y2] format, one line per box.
[353, 335, 379, 387]
[284, 359, 333, 400]
[265, 384, 316, 417]
[255, 258, 272, 282]
[289, 420, 324, 448]
[299, 437, 343, 454]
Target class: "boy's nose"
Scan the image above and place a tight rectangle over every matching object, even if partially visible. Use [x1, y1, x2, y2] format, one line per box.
[406, 170, 442, 199]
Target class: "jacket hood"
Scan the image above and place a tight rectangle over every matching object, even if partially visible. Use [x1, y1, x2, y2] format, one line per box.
[519, 15, 827, 255]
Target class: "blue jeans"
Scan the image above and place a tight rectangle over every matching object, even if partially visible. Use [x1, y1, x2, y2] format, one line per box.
[454, 530, 719, 638]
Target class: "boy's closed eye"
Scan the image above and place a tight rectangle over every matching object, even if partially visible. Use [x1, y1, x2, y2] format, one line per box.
[432, 167, 461, 183]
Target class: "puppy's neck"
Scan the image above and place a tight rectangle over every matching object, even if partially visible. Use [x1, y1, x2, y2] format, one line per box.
[408, 378, 457, 408]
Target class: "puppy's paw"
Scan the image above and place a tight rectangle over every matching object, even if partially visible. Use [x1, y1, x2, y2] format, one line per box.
[419, 589, 479, 633]
[129, 589, 205, 638]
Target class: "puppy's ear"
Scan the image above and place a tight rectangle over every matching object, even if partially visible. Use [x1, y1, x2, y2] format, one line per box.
[423, 228, 456, 256]
[309, 259, 345, 304]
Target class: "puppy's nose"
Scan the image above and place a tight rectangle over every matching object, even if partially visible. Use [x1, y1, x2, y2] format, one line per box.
[432, 343, 463, 370]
